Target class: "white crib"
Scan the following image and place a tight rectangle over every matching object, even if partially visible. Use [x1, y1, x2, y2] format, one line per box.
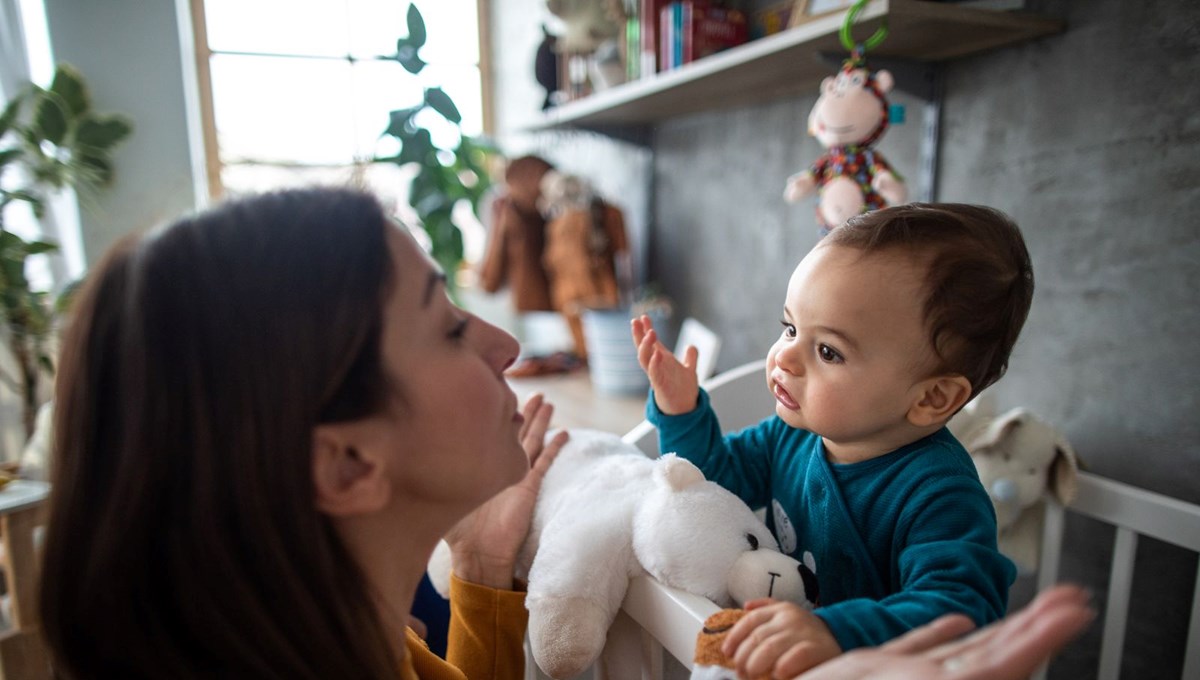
[528, 360, 1200, 679]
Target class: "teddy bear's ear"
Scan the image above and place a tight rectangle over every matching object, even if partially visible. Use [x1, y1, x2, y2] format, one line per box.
[656, 453, 705, 491]
[1050, 435, 1081, 505]
[967, 407, 1028, 452]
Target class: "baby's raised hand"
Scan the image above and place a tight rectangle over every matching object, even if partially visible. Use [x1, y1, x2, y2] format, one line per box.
[723, 598, 842, 679]
[630, 314, 699, 415]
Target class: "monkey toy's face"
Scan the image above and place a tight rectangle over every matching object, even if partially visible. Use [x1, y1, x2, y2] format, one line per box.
[807, 67, 893, 148]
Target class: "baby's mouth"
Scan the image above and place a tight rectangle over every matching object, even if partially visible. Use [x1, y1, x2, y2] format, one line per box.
[773, 381, 800, 411]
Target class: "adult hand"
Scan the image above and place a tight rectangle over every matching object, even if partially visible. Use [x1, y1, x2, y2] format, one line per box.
[631, 314, 699, 415]
[794, 585, 1094, 680]
[446, 394, 568, 589]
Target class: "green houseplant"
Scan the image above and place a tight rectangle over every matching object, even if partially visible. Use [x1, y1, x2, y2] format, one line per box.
[0, 63, 132, 439]
[375, 3, 494, 292]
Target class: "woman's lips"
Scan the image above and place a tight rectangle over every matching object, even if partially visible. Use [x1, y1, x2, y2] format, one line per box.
[773, 381, 799, 411]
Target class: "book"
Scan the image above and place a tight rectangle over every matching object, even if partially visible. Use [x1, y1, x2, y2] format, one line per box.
[640, 0, 671, 74]
[683, 2, 749, 65]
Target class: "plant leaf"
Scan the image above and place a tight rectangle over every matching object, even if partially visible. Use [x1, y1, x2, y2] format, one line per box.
[398, 128, 433, 165]
[75, 114, 133, 150]
[32, 92, 68, 146]
[395, 44, 426, 74]
[385, 105, 423, 137]
[3, 191, 47, 218]
[49, 64, 90, 118]
[406, 4, 427, 49]
[25, 240, 59, 256]
[424, 87, 461, 124]
[0, 149, 22, 169]
[0, 94, 23, 138]
[75, 152, 114, 185]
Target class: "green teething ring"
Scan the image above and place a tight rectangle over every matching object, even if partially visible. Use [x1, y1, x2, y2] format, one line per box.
[839, 0, 889, 53]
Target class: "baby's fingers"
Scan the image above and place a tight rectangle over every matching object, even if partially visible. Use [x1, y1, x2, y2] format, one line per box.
[721, 608, 768, 657]
[631, 314, 658, 347]
[636, 327, 661, 371]
[681, 345, 699, 373]
[739, 632, 796, 679]
[630, 316, 648, 346]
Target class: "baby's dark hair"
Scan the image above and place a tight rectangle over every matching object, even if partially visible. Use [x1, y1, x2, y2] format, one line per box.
[826, 203, 1034, 397]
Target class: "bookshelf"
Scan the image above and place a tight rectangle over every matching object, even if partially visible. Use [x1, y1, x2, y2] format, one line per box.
[527, 0, 1063, 131]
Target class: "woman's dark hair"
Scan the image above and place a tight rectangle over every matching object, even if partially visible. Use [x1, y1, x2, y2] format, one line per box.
[826, 203, 1035, 396]
[40, 187, 402, 678]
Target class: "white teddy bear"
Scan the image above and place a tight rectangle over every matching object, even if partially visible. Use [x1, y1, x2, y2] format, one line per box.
[949, 402, 1080, 573]
[431, 429, 814, 679]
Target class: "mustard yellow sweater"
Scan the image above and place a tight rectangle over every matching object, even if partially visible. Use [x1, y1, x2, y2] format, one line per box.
[399, 574, 529, 680]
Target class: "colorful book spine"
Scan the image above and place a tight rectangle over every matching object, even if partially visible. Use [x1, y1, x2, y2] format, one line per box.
[641, 0, 668, 74]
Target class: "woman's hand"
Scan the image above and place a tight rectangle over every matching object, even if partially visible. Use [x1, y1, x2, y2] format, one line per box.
[794, 585, 1094, 680]
[445, 394, 568, 589]
[631, 314, 700, 415]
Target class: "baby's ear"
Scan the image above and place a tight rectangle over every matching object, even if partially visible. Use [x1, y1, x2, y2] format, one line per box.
[908, 375, 972, 428]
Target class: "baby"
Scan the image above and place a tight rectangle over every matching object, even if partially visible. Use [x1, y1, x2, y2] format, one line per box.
[632, 203, 1033, 678]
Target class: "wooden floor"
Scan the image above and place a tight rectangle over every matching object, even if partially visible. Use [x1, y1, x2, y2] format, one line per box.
[507, 369, 647, 436]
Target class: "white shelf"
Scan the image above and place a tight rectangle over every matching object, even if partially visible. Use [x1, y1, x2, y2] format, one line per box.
[528, 0, 1063, 130]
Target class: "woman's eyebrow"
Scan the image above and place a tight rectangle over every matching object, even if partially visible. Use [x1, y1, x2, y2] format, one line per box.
[423, 271, 447, 308]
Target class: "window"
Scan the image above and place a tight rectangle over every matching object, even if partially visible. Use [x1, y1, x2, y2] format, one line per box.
[193, 0, 486, 205]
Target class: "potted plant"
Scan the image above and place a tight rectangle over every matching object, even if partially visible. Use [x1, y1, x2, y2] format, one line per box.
[375, 3, 495, 294]
[0, 63, 132, 440]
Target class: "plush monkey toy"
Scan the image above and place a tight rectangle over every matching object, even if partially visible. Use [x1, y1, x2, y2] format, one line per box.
[784, 48, 906, 235]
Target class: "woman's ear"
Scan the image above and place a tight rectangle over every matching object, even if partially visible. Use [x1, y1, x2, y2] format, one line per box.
[907, 375, 973, 428]
[312, 424, 391, 516]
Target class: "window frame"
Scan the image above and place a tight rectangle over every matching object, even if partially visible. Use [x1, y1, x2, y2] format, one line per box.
[187, 0, 494, 201]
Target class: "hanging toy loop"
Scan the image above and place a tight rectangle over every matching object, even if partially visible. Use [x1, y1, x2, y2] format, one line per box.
[839, 0, 889, 63]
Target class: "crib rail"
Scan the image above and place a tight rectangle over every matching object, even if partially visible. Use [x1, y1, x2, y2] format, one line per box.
[1035, 471, 1200, 680]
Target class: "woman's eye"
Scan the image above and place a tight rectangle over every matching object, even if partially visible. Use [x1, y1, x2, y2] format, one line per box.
[817, 344, 843, 363]
[779, 319, 797, 339]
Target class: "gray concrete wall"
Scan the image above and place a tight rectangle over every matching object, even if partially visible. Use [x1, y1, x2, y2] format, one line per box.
[499, 0, 1200, 676]
[41, 0, 204, 264]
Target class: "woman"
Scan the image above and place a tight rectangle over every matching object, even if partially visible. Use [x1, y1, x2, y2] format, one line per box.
[39, 187, 565, 678]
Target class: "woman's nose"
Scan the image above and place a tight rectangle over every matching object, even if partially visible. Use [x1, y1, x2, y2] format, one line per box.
[480, 317, 520, 373]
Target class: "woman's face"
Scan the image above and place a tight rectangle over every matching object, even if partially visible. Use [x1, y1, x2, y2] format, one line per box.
[359, 227, 528, 516]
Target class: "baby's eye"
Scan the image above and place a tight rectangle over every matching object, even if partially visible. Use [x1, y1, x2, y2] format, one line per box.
[447, 316, 469, 341]
[817, 344, 844, 364]
[746, 533, 759, 550]
[779, 319, 797, 339]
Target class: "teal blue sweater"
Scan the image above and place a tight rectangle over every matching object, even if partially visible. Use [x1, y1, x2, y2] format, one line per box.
[648, 388, 1015, 651]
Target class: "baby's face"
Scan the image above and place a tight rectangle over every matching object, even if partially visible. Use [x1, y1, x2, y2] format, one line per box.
[766, 243, 937, 463]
